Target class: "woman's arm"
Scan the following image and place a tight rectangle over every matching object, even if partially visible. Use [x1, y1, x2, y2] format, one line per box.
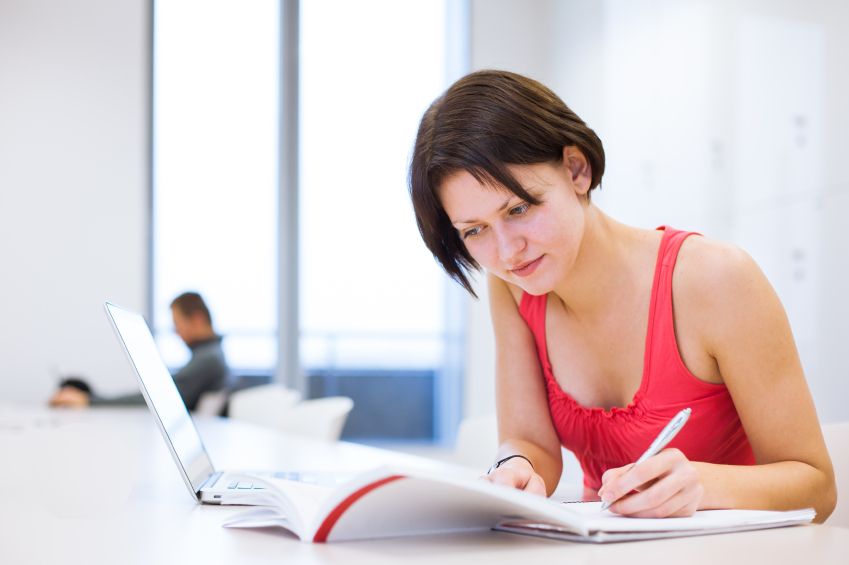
[485, 273, 564, 496]
[600, 241, 836, 521]
[695, 243, 835, 519]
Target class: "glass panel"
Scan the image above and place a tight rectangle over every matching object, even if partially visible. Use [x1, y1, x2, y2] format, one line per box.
[152, 0, 279, 372]
[299, 0, 449, 371]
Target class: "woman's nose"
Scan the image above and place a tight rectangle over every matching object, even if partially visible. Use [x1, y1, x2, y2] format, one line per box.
[495, 225, 526, 264]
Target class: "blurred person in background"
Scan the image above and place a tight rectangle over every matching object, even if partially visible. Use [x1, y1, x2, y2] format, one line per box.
[49, 291, 229, 411]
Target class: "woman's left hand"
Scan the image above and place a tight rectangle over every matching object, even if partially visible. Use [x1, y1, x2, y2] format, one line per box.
[597, 448, 704, 518]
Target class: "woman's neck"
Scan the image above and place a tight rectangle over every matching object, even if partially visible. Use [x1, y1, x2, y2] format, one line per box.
[551, 206, 656, 321]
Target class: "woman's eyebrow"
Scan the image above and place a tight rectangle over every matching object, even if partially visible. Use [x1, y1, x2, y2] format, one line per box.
[451, 196, 515, 226]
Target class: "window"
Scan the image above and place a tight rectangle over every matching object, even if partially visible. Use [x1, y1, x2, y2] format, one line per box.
[299, 0, 465, 441]
[152, 0, 467, 441]
[152, 0, 279, 372]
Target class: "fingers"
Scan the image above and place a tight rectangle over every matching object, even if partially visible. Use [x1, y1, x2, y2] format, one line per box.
[601, 449, 681, 500]
[599, 463, 633, 497]
[608, 470, 703, 518]
[482, 466, 547, 496]
[524, 472, 547, 496]
[600, 449, 703, 517]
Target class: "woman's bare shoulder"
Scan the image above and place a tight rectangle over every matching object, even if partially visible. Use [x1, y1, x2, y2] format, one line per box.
[676, 235, 763, 297]
[674, 235, 776, 342]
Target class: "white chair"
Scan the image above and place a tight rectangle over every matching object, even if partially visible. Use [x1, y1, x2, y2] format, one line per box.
[454, 414, 499, 469]
[275, 396, 354, 442]
[227, 384, 302, 428]
[823, 421, 849, 528]
[228, 384, 353, 442]
[453, 413, 584, 486]
[194, 390, 229, 417]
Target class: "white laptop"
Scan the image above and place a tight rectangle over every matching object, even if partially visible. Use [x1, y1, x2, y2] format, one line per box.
[104, 301, 325, 504]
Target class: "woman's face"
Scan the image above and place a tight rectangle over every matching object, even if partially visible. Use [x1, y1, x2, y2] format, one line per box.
[438, 160, 588, 296]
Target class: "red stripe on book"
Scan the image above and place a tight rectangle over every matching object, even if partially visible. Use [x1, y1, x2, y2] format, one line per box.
[312, 475, 405, 542]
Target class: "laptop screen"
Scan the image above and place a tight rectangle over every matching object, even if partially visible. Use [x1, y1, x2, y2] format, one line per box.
[105, 302, 214, 497]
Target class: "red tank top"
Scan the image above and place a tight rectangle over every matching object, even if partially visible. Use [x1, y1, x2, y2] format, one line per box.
[519, 227, 755, 490]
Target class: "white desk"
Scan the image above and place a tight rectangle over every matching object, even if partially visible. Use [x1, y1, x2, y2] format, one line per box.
[1, 407, 847, 564]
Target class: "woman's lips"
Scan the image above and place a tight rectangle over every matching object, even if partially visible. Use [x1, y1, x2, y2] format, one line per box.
[510, 255, 543, 278]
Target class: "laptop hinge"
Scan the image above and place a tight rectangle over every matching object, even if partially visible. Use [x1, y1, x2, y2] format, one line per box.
[198, 471, 223, 493]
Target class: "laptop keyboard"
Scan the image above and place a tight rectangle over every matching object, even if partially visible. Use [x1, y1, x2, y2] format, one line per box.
[227, 481, 263, 490]
[226, 471, 306, 490]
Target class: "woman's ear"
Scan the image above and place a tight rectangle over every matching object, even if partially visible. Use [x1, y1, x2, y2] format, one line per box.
[562, 145, 592, 196]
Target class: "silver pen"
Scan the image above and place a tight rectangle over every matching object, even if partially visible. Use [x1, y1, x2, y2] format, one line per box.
[600, 407, 692, 511]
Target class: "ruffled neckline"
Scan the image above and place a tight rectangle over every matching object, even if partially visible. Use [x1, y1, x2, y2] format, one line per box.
[523, 227, 672, 421]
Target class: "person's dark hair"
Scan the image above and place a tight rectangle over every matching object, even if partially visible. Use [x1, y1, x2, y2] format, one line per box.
[59, 377, 92, 395]
[408, 69, 605, 297]
[170, 291, 212, 326]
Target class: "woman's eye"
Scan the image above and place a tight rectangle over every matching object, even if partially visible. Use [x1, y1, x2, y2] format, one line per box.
[509, 203, 529, 216]
[462, 226, 482, 239]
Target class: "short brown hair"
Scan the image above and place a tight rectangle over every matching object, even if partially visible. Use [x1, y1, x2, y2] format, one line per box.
[170, 291, 212, 326]
[408, 69, 605, 296]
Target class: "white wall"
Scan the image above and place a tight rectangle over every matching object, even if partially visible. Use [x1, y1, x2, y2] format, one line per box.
[464, 0, 849, 423]
[2, 0, 846, 426]
[0, 0, 149, 405]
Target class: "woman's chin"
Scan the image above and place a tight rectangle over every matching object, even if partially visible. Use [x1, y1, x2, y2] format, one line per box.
[509, 275, 553, 297]
[518, 285, 550, 297]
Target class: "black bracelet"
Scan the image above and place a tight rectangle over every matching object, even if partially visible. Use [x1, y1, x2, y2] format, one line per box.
[487, 454, 534, 475]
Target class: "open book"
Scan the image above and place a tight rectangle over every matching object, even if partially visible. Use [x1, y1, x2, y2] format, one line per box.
[220, 466, 815, 543]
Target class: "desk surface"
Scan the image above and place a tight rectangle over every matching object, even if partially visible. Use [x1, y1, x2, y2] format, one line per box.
[1, 407, 847, 565]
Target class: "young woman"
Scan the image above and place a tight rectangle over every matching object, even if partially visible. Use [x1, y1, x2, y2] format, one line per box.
[409, 70, 836, 521]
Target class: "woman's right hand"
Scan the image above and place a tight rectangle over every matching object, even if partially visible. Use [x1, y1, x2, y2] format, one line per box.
[482, 457, 547, 496]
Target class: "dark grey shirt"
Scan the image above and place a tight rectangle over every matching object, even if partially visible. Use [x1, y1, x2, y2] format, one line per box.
[91, 336, 230, 411]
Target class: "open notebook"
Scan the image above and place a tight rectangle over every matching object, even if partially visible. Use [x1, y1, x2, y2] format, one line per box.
[220, 465, 815, 543]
